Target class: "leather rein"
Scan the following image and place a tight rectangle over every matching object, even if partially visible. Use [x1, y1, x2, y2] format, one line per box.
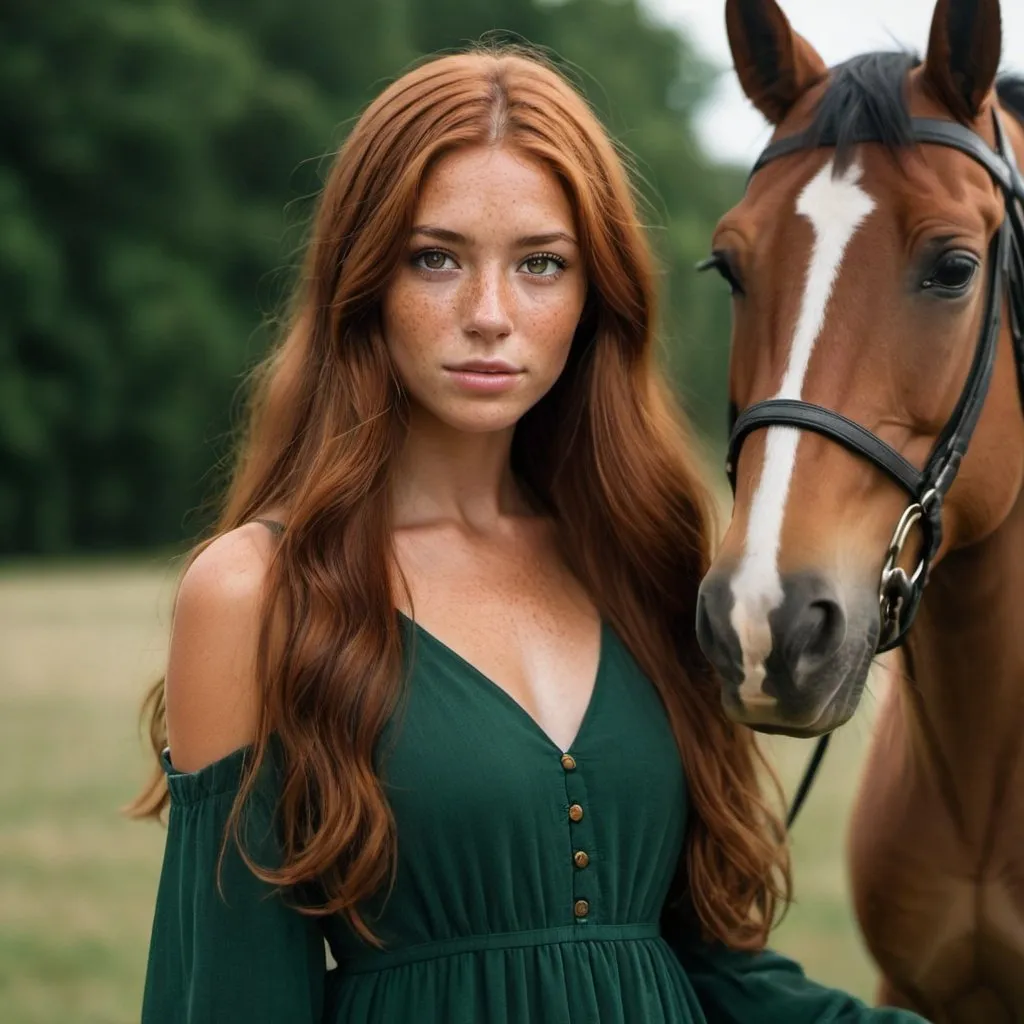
[716, 111, 1024, 828]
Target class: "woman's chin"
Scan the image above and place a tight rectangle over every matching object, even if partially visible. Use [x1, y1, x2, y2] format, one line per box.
[415, 399, 532, 436]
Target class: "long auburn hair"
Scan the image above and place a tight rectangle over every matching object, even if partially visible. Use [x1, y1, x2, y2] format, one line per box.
[128, 44, 789, 950]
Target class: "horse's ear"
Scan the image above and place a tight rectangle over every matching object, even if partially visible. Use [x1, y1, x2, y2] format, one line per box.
[923, 0, 1002, 123]
[725, 0, 828, 125]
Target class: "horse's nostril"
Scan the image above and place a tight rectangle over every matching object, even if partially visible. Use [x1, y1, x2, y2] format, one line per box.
[811, 599, 846, 659]
[780, 589, 847, 676]
[695, 591, 715, 653]
[695, 575, 743, 685]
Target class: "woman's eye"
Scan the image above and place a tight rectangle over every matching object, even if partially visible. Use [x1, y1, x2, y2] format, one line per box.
[521, 253, 566, 277]
[414, 250, 456, 271]
[923, 252, 980, 295]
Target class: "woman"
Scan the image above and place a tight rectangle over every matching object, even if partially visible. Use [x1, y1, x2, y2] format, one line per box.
[132, 46, 927, 1023]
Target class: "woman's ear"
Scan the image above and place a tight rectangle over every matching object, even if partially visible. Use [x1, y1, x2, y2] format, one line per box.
[725, 0, 828, 126]
[923, 0, 1002, 123]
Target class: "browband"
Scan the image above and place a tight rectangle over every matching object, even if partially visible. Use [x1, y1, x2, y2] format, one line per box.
[751, 117, 1024, 204]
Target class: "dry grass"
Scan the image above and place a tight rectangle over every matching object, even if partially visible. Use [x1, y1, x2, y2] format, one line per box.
[0, 557, 889, 1022]
[0, 558, 177, 1024]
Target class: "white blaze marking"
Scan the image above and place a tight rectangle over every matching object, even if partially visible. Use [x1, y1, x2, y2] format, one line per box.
[730, 158, 876, 701]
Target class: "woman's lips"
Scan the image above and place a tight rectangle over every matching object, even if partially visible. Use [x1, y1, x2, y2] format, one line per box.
[443, 367, 524, 393]
[444, 360, 524, 391]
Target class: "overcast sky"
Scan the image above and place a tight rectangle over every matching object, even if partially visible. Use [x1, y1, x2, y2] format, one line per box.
[645, 0, 1024, 165]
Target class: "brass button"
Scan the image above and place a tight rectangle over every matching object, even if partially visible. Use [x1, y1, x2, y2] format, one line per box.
[574, 850, 590, 869]
[568, 803, 584, 823]
[560, 753, 577, 771]
[574, 899, 590, 918]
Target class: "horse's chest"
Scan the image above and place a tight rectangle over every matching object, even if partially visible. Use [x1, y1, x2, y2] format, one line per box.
[851, 804, 1024, 1020]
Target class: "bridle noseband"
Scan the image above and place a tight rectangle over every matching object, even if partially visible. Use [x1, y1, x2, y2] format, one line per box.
[719, 111, 1024, 826]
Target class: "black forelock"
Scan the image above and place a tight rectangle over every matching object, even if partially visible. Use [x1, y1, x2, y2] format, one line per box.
[807, 51, 921, 173]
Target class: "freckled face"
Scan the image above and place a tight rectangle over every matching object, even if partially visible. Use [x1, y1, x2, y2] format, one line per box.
[381, 145, 588, 435]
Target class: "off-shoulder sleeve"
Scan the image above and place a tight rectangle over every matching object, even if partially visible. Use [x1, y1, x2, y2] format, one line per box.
[664, 911, 929, 1023]
[141, 743, 330, 1023]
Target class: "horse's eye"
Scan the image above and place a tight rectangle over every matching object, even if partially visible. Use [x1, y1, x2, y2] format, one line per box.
[922, 252, 980, 295]
[697, 251, 745, 296]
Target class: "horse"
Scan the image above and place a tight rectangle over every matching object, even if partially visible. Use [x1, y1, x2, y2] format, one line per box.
[692, 0, 1024, 1020]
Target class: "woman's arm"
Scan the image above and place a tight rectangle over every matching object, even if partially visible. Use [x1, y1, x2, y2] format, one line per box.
[662, 905, 931, 1023]
[142, 526, 330, 1022]
[141, 745, 330, 1023]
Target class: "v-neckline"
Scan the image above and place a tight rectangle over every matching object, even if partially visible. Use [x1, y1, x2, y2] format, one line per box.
[397, 610, 608, 756]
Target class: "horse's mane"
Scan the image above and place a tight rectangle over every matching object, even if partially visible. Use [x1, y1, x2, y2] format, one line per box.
[997, 74, 1024, 128]
[807, 51, 921, 171]
[805, 54, 1024, 169]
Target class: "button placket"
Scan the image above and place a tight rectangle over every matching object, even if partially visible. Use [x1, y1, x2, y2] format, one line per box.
[560, 750, 596, 924]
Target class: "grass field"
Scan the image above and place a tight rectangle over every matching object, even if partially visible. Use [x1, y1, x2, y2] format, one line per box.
[0, 557, 892, 1023]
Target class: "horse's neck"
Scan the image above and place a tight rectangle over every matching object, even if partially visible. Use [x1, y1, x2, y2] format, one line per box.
[900, 485, 1024, 831]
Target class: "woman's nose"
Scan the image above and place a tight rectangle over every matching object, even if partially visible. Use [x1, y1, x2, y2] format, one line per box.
[463, 265, 513, 340]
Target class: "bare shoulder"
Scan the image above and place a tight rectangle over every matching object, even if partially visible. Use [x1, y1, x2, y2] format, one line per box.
[165, 522, 280, 773]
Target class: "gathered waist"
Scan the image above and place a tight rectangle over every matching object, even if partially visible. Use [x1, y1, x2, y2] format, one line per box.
[342, 922, 663, 975]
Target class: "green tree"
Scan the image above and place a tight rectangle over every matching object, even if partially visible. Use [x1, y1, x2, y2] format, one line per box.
[1, 0, 328, 550]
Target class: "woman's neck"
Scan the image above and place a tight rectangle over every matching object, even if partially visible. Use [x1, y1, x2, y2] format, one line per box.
[389, 408, 530, 530]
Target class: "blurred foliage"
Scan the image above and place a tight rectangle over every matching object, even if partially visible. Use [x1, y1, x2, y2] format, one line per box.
[0, 0, 744, 554]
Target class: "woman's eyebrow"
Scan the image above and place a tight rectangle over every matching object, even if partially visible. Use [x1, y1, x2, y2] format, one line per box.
[411, 225, 578, 247]
[517, 231, 578, 247]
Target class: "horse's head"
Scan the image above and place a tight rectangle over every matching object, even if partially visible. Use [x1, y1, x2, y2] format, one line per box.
[696, 0, 1024, 737]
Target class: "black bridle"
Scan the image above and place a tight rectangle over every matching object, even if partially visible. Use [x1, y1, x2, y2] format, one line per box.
[716, 111, 1024, 828]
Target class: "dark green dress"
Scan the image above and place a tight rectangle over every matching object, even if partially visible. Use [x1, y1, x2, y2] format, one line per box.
[142, 559, 927, 1021]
